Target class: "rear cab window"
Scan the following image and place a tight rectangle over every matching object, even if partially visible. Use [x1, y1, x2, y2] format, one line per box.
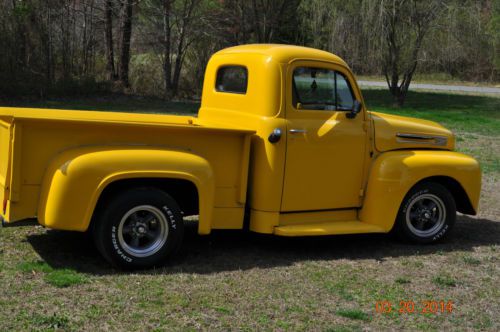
[216, 66, 248, 94]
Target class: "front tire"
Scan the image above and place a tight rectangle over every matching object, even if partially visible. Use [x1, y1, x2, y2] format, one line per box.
[394, 182, 456, 244]
[93, 188, 184, 269]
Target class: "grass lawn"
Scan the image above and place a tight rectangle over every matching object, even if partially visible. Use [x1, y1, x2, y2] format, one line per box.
[0, 95, 200, 115]
[0, 90, 499, 331]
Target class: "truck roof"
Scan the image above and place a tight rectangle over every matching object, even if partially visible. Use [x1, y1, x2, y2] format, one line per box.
[214, 44, 348, 67]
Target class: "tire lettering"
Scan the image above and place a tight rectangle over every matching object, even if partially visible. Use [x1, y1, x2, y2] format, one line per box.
[111, 226, 133, 263]
[433, 224, 449, 241]
[163, 205, 177, 229]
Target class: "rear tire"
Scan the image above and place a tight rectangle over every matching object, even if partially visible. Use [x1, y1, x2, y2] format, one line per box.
[394, 182, 456, 244]
[93, 187, 184, 269]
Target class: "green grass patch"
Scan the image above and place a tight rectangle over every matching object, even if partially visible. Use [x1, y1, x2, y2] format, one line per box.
[326, 326, 362, 332]
[17, 260, 88, 288]
[212, 305, 232, 314]
[44, 269, 88, 288]
[276, 320, 292, 329]
[395, 276, 411, 284]
[336, 309, 370, 321]
[462, 255, 481, 265]
[17, 260, 53, 273]
[432, 274, 457, 287]
[324, 280, 355, 301]
[30, 313, 69, 330]
[363, 90, 500, 136]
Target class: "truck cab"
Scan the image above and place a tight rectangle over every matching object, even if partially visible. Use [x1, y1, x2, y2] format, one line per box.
[199, 44, 479, 236]
[0, 45, 481, 269]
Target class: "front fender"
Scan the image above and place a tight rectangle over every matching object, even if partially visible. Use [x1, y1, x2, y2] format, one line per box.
[359, 150, 481, 231]
[38, 147, 214, 233]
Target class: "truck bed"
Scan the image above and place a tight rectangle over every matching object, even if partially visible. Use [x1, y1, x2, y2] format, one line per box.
[0, 107, 252, 133]
[0, 107, 255, 225]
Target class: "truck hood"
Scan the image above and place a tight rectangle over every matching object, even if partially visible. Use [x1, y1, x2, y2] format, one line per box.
[370, 112, 454, 152]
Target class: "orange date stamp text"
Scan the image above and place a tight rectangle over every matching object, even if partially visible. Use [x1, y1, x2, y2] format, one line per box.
[375, 300, 454, 314]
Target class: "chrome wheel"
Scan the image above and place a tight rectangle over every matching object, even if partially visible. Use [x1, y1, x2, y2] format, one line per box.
[117, 205, 169, 258]
[405, 193, 446, 237]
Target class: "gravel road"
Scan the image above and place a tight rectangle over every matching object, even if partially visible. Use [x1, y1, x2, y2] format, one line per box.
[358, 80, 500, 94]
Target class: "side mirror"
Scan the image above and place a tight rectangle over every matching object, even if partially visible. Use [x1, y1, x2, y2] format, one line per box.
[346, 100, 362, 119]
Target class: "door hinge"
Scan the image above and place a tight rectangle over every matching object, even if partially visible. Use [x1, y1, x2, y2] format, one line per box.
[359, 189, 365, 197]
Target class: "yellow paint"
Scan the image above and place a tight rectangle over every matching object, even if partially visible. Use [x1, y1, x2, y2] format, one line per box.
[211, 207, 245, 229]
[0, 119, 11, 213]
[38, 147, 216, 233]
[371, 112, 455, 152]
[0, 44, 481, 239]
[0, 110, 253, 234]
[359, 150, 481, 231]
[279, 209, 357, 226]
[281, 59, 369, 211]
[274, 220, 385, 236]
[249, 210, 280, 234]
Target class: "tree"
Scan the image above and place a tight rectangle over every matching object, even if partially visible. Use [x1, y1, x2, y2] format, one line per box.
[379, 0, 444, 106]
[0, 0, 498, 100]
[140, 0, 204, 98]
[104, 0, 117, 80]
[118, 0, 135, 86]
[489, 0, 500, 75]
[298, 0, 377, 74]
[251, 0, 292, 43]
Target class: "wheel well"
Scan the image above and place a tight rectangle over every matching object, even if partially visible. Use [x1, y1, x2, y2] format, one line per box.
[417, 176, 476, 215]
[94, 178, 199, 217]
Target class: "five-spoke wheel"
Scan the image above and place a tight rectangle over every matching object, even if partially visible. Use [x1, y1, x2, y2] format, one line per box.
[93, 188, 184, 269]
[394, 182, 456, 244]
[118, 205, 169, 258]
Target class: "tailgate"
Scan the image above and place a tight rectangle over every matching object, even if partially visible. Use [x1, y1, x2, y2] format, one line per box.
[0, 118, 12, 218]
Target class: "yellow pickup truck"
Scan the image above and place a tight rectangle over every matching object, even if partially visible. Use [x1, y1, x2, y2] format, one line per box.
[0, 45, 481, 269]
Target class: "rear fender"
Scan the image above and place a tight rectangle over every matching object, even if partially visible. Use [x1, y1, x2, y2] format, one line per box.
[38, 147, 214, 234]
[359, 150, 481, 231]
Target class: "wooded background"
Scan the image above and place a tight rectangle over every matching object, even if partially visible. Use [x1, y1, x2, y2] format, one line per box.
[0, 0, 498, 105]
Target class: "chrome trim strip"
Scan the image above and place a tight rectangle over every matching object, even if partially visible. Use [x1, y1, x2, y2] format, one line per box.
[396, 132, 448, 146]
[289, 129, 307, 134]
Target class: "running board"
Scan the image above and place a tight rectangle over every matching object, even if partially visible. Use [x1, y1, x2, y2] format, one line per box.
[274, 221, 386, 237]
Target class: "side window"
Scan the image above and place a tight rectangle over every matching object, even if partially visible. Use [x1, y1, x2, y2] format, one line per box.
[293, 67, 336, 110]
[292, 67, 355, 111]
[216, 66, 248, 94]
[336, 73, 355, 111]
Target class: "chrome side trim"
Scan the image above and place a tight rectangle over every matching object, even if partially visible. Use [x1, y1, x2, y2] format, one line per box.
[289, 129, 307, 134]
[396, 133, 448, 146]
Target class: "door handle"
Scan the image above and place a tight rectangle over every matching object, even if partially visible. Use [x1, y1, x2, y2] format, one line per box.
[289, 129, 307, 134]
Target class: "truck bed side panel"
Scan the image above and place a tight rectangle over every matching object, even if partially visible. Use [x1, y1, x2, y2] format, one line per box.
[2, 111, 253, 231]
[0, 119, 12, 218]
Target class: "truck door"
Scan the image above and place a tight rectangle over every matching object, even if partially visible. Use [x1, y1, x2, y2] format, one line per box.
[281, 61, 367, 212]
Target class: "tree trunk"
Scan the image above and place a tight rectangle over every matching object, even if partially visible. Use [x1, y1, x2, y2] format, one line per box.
[163, 0, 198, 99]
[104, 0, 117, 80]
[118, 0, 134, 86]
[46, 4, 54, 85]
[381, 0, 441, 107]
[163, 0, 173, 98]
